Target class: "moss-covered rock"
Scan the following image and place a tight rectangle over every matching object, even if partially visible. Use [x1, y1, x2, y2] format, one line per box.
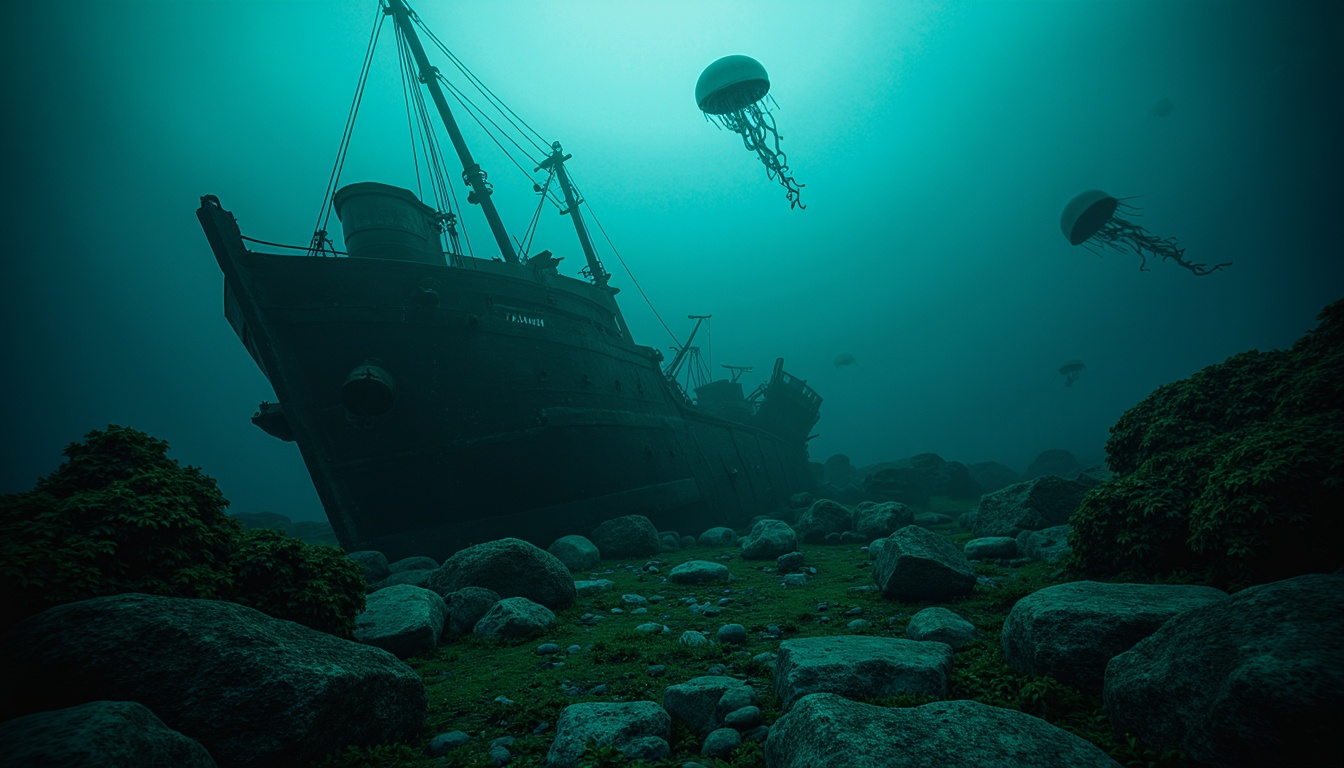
[1069, 298, 1344, 587]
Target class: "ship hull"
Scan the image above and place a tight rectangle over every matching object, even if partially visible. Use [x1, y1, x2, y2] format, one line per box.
[199, 198, 817, 561]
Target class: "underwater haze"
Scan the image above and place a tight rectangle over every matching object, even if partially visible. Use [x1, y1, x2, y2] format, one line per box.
[2, 0, 1342, 522]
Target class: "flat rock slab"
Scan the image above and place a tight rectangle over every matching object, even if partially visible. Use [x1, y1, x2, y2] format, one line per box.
[766, 693, 1122, 767]
[663, 675, 760, 735]
[973, 475, 1089, 538]
[774, 635, 954, 709]
[354, 584, 448, 658]
[544, 701, 670, 768]
[1002, 581, 1227, 692]
[873, 525, 976, 601]
[428, 537, 575, 609]
[1105, 573, 1344, 767]
[669, 560, 731, 585]
[2, 593, 426, 767]
[0, 700, 216, 767]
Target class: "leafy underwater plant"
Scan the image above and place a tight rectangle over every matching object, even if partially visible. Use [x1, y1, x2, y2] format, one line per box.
[0, 425, 365, 637]
[1068, 297, 1344, 588]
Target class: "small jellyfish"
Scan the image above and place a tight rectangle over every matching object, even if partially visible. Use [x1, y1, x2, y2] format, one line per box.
[696, 54, 805, 209]
[1059, 360, 1086, 387]
[1060, 190, 1230, 276]
[834, 352, 857, 369]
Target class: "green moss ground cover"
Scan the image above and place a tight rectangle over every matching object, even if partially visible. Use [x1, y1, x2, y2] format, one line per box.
[317, 507, 1193, 768]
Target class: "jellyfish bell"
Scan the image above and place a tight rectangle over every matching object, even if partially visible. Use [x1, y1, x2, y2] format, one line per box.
[696, 55, 771, 116]
[1059, 360, 1086, 387]
[696, 54, 806, 209]
[1060, 189, 1230, 276]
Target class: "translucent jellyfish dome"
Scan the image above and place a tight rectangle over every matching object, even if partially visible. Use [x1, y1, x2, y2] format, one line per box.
[695, 54, 805, 209]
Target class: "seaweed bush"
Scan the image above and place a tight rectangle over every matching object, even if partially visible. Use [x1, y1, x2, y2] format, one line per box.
[1070, 298, 1344, 587]
[0, 425, 365, 637]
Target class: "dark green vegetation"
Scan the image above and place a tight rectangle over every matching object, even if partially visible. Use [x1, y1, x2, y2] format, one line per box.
[0, 425, 365, 637]
[318, 505, 1189, 768]
[1069, 297, 1344, 589]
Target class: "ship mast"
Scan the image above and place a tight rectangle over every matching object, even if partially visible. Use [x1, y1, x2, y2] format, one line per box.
[385, 0, 519, 265]
[537, 142, 609, 286]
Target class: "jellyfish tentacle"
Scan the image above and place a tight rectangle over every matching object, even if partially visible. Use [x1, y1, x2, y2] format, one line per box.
[721, 103, 806, 209]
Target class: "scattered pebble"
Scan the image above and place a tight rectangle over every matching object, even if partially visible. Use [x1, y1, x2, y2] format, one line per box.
[536, 643, 560, 655]
[679, 631, 711, 648]
[428, 731, 470, 756]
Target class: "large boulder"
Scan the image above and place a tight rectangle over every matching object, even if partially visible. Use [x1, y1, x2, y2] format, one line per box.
[773, 635, 954, 709]
[698, 526, 739, 546]
[905, 607, 982, 648]
[444, 586, 501, 635]
[1016, 525, 1072, 562]
[472, 596, 555, 641]
[427, 537, 575, 609]
[1002, 581, 1228, 692]
[766, 694, 1122, 767]
[347, 550, 391, 584]
[973, 475, 1089, 538]
[547, 534, 601, 571]
[0, 701, 216, 767]
[544, 701, 671, 768]
[872, 525, 977, 601]
[969, 461, 1020, 494]
[822, 454, 854, 487]
[669, 560, 731, 585]
[794, 499, 851, 543]
[367, 569, 432, 593]
[590, 515, 661, 559]
[1022, 449, 1081, 480]
[1105, 573, 1344, 767]
[851, 501, 914, 539]
[1, 593, 426, 766]
[858, 453, 983, 505]
[662, 676, 760, 736]
[353, 584, 449, 659]
[964, 536, 1017, 560]
[860, 466, 928, 507]
[740, 519, 798, 560]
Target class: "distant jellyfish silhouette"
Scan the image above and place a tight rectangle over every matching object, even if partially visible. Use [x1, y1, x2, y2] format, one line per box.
[1149, 97, 1174, 117]
[1060, 190, 1230, 276]
[696, 54, 805, 209]
[1059, 360, 1086, 387]
[834, 352, 857, 368]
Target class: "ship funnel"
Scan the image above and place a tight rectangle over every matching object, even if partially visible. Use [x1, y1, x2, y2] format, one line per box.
[343, 363, 396, 418]
[333, 182, 445, 265]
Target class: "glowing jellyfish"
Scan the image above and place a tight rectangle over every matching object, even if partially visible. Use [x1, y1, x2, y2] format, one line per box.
[1060, 190, 1230, 276]
[696, 55, 805, 209]
[1059, 360, 1086, 387]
